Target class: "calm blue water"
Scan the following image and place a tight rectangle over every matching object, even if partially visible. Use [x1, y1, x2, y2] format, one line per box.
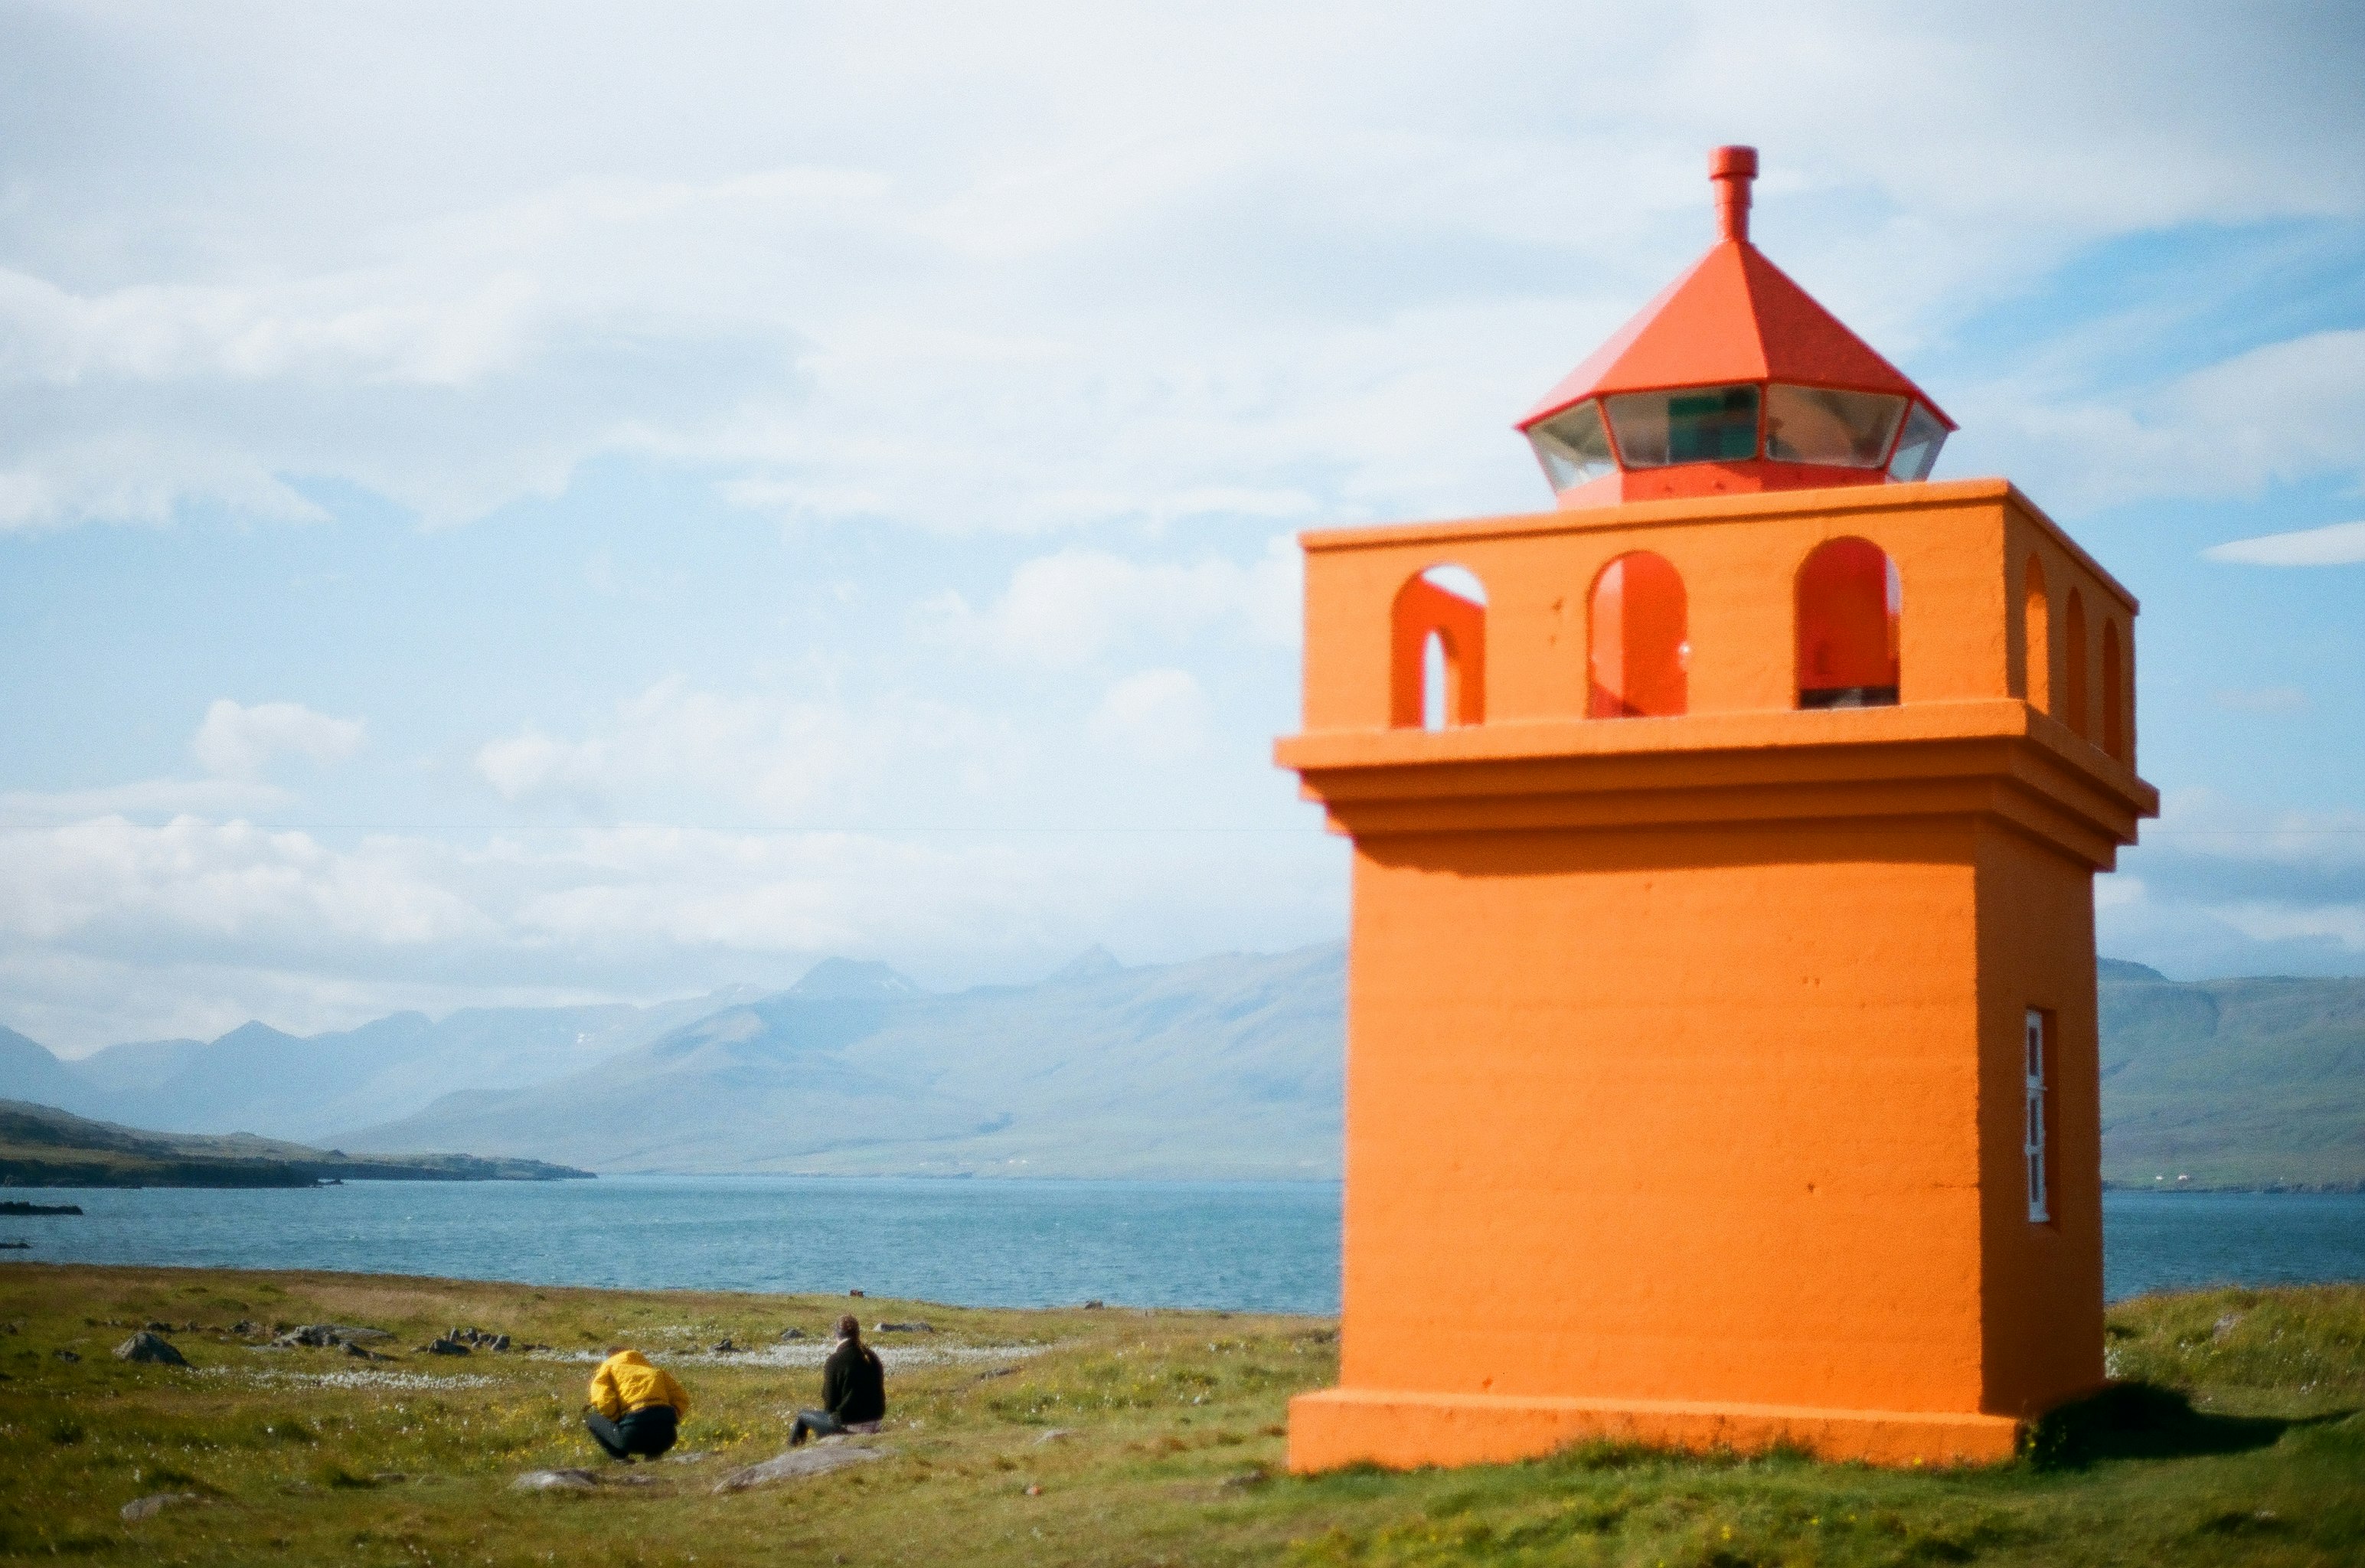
[3, 1181, 2359, 1312]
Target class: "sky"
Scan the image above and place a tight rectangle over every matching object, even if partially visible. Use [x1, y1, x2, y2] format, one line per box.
[2, 1, 2363, 1054]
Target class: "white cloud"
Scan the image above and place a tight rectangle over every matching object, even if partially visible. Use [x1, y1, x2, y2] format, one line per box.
[0, 777, 293, 825]
[1, 5, 2358, 533]
[191, 700, 364, 780]
[2101, 790, 2365, 977]
[473, 678, 1021, 819]
[1092, 669, 1210, 762]
[939, 536, 1301, 668]
[1965, 328, 2365, 513]
[0, 810, 1345, 1052]
[2206, 900, 2365, 952]
[0, 815, 488, 952]
[2203, 518, 2365, 567]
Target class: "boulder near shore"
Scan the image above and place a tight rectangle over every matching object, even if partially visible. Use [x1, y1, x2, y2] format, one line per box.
[113, 1331, 187, 1366]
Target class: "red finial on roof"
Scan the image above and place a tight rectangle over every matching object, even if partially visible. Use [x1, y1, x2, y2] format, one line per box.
[1710, 145, 1756, 243]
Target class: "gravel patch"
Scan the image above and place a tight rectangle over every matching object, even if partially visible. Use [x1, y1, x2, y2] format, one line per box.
[527, 1341, 1051, 1370]
[664, 1342, 1054, 1370]
[201, 1366, 498, 1392]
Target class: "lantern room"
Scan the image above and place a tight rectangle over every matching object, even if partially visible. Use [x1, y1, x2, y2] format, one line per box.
[1521, 146, 1955, 506]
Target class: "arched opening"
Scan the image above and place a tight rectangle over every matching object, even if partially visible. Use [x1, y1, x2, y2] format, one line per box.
[2063, 590, 2089, 738]
[1422, 631, 1451, 731]
[1795, 537, 1900, 708]
[1588, 551, 1687, 717]
[1390, 566, 1487, 730]
[2102, 620, 2126, 762]
[2022, 557, 2050, 713]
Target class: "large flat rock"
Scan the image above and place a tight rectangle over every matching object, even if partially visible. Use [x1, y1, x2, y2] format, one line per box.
[711, 1443, 887, 1494]
[511, 1468, 599, 1491]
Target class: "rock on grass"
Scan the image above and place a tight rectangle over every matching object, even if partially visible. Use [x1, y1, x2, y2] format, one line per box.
[114, 1331, 188, 1367]
[712, 1445, 886, 1494]
[121, 1492, 201, 1521]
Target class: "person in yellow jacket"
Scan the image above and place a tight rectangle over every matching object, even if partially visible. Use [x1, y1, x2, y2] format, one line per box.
[585, 1347, 691, 1461]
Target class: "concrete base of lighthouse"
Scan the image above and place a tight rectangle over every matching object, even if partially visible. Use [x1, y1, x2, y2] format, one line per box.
[1288, 1387, 2030, 1472]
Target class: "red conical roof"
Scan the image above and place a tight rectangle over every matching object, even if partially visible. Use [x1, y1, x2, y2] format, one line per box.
[1519, 158, 1952, 433]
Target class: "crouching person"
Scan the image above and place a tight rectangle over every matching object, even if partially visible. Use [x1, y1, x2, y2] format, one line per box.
[586, 1346, 691, 1461]
[789, 1315, 884, 1444]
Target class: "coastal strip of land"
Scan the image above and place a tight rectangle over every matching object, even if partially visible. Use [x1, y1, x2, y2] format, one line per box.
[0, 1263, 2357, 1566]
[0, 1099, 589, 1187]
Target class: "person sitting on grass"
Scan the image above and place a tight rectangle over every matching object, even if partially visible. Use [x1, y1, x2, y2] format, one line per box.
[585, 1346, 691, 1462]
[789, 1315, 885, 1444]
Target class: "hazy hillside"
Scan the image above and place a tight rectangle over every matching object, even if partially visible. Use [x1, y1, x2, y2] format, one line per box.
[0, 1026, 87, 1109]
[2099, 959, 2365, 1190]
[340, 945, 1346, 1179]
[343, 951, 2357, 1184]
[4, 947, 2357, 1184]
[0, 990, 764, 1143]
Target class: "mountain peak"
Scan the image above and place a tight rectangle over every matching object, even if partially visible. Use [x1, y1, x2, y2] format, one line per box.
[789, 959, 923, 1001]
[211, 1021, 302, 1047]
[1049, 946, 1125, 984]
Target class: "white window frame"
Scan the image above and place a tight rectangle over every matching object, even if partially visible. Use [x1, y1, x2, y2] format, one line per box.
[2024, 1008, 2050, 1223]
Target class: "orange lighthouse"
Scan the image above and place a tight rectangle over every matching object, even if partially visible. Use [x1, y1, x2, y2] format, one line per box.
[1279, 148, 2158, 1470]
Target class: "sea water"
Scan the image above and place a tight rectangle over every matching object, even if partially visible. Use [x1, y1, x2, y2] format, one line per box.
[5, 1179, 2360, 1313]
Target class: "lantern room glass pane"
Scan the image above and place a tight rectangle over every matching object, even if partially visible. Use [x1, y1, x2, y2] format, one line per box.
[1605, 384, 1759, 467]
[1528, 400, 1617, 492]
[1886, 400, 1948, 482]
[1766, 384, 1906, 468]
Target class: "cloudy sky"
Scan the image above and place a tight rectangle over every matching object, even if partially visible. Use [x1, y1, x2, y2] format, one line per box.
[3, 1, 2362, 1052]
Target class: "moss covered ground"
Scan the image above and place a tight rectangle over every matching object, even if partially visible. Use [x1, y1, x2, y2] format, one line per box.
[0, 1265, 2358, 1566]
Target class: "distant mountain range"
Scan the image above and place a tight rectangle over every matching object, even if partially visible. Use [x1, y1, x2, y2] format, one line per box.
[1, 946, 2356, 1187]
[0, 946, 1345, 1181]
[0, 988, 765, 1147]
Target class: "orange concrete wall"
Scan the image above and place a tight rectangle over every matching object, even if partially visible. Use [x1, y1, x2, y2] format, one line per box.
[1339, 818, 1991, 1415]
[2008, 506, 2135, 764]
[1974, 823, 2107, 1414]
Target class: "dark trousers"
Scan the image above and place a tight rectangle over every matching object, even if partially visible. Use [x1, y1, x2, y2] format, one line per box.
[790, 1410, 880, 1445]
[586, 1403, 678, 1459]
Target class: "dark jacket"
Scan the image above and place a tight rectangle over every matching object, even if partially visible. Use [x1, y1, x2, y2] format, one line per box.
[822, 1338, 886, 1423]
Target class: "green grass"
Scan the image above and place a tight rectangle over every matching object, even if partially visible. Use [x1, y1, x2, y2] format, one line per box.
[1, 1266, 2359, 1566]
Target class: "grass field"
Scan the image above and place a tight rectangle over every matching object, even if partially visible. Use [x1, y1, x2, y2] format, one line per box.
[0, 1265, 2359, 1566]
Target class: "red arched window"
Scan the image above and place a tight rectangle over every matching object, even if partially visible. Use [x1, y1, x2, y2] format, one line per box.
[2063, 590, 2089, 738]
[1390, 566, 1487, 730]
[1588, 552, 1687, 717]
[2022, 556, 2050, 713]
[2102, 619, 2127, 762]
[1795, 537, 1900, 708]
